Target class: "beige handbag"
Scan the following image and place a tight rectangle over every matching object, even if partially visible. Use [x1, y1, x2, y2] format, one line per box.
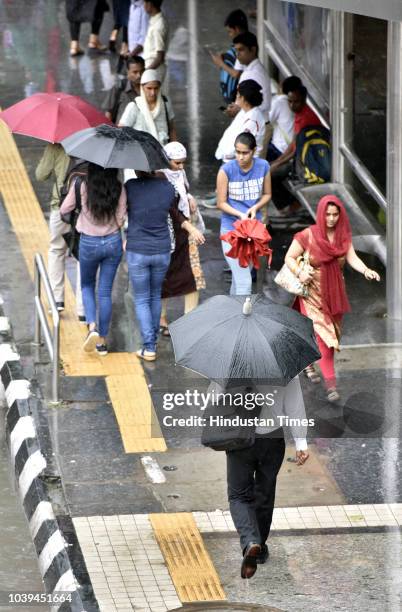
[274, 254, 310, 297]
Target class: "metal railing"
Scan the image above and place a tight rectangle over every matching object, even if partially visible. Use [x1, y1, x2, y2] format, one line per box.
[33, 253, 60, 404]
[340, 143, 387, 210]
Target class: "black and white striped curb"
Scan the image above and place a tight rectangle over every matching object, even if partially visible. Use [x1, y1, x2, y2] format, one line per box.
[0, 299, 87, 612]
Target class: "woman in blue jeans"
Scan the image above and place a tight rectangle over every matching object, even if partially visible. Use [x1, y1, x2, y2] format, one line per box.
[217, 132, 271, 295]
[60, 163, 127, 355]
[125, 171, 204, 361]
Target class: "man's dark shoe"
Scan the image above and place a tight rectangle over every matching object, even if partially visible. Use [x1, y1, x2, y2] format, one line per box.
[241, 542, 261, 579]
[256, 544, 269, 564]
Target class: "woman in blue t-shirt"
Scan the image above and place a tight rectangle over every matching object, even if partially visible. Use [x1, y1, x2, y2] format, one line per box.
[216, 132, 271, 295]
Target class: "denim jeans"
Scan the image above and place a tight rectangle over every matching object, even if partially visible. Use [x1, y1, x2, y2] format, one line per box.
[79, 232, 123, 337]
[126, 250, 171, 352]
[222, 240, 252, 296]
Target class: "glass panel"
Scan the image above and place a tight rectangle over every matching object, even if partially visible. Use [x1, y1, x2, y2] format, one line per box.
[352, 15, 387, 225]
[267, 0, 330, 103]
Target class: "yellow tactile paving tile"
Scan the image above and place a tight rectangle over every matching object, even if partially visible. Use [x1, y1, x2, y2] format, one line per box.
[150, 512, 226, 603]
[106, 375, 167, 453]
[0, 120, 165, 453]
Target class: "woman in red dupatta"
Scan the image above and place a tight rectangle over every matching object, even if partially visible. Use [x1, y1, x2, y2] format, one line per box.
[285, 195, 380, 401]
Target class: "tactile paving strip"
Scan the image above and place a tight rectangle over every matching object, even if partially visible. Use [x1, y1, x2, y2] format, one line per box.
[106, 375, 166, 453]
[0, 120, 164, 453]
[150, 513, 226, 603]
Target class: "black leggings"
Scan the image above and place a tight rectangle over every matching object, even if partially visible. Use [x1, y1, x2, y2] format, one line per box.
[69, 0, 105, 40]
[112, 24, 128, 43]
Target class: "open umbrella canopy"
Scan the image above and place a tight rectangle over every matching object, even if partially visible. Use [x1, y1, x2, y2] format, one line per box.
[169, 294, 321, 386]
[0, 92, 110, 143]
[61, 124, 170, 170]
[221, 218, 273, 269]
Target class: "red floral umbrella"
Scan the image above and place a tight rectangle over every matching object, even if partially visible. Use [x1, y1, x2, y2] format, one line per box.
[0, 92, 110, 143]
[220, 218, 273, 269]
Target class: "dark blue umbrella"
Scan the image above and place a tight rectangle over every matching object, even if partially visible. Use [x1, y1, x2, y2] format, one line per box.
[169, 294, 321, 386]
[61, 124, 170, 170]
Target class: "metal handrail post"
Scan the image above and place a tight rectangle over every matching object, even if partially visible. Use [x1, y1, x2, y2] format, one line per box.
[33, 253, 60, 403]
[52, 313, 60, 404]
[33, 258, 41, 346]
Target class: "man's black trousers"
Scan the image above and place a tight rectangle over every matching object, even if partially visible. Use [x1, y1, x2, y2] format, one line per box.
[226, 434, 286, 552]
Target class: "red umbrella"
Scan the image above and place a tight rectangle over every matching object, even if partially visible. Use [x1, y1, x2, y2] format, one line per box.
[0, 92, 111, 143]
[221, 218, 273, 269]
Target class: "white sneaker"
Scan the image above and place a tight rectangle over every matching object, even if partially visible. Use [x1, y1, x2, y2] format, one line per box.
[136, 348, 156, 362]
[83, 329, 99, 352]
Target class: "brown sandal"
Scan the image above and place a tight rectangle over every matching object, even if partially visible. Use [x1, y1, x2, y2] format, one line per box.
[70, 41, 84, 57]
[88, 34, 108, 52]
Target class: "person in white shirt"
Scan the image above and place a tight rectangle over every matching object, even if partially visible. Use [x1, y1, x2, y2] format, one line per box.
[267, 75, 302, 161]
[221, 376, 309, 578]
[118, 68, 176, 181]
[119, 68, 176, 143]
[128, 0, 149, 56]
[215, 80, 266, 161]
[226, 32, 271, 122]
[142, 0, 169, 83]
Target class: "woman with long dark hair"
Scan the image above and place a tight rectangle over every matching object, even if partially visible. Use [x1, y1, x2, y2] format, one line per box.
[285, 195, 380, 401]
[60, 163, 127, 355]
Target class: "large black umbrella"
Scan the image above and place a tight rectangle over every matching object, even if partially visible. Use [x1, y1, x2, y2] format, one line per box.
[61, 124, 170, 170]
[169, 294, 321, 386]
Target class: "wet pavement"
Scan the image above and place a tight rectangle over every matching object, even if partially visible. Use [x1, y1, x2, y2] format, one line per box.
[1, 1, 402, 611]
[207, 531, 402, 612]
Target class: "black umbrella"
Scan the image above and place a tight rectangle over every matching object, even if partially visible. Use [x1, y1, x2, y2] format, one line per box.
[169, 294, 321, 386]
[61, 124, 170, 170]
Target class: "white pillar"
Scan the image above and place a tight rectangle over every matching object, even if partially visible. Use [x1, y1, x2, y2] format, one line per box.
[330, 10, 353, 183]
[386, 21, 402, 320]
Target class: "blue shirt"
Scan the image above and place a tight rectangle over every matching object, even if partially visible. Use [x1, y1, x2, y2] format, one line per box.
[126, 176, 176, 255]
[220, 46, 238, 103]
[220, 158, 270, 233]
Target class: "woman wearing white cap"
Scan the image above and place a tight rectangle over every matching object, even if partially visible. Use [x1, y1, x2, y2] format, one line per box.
[159, 142, 206, 335]
[118, 68, 176, 144]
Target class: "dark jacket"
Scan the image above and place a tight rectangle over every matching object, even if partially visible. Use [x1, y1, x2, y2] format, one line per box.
[66, 0, 109, 24]
[102, 79, 140, 124]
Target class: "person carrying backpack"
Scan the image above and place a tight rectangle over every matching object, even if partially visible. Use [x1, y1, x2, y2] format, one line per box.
[102, 55, 145, 123]
[269, 84, 325, 215]
[35, 143, 84, 318]
[60, 164, 127, 356]
[118, 68, 176, 144]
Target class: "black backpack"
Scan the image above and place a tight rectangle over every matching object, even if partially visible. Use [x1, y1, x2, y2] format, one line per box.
[295, 125, 331, 184]
[59, 160, 88, 260]
[201, 389, 263, 452]
[59, 159, 88, 209]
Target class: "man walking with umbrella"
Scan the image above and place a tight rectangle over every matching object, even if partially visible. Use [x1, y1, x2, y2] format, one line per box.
[226, 376, 309, 579]
[169, 294, 318, 579]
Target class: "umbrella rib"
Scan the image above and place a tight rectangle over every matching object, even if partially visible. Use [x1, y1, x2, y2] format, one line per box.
[103, 139, 116, 168]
